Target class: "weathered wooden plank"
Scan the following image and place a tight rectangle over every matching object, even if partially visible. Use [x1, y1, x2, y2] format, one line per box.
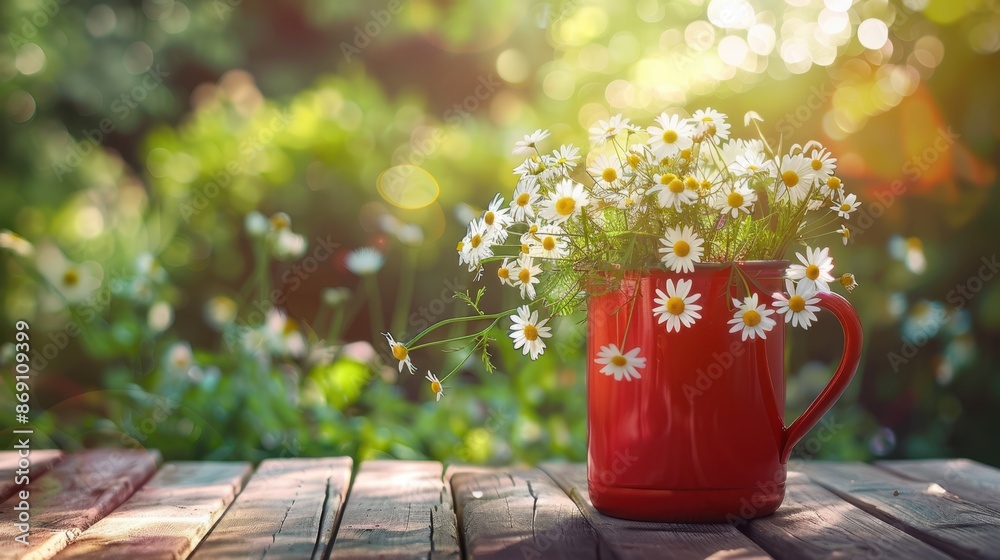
[0, 449, 160, 560]
[0, 450, 62, 502]
[190, 457, 351, 560]
[452, 468, 599, 560]
[539, 462, 772, 560]
[801, 460, 1000, 560]
[878, 459, 1000, 515]
[330, 460, 461, 560]
[737, 469, 952, 559]
[55, 461, 252, 560]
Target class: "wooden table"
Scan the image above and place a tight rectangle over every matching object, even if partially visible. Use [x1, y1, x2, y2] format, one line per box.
[2, 450, 1000, 559]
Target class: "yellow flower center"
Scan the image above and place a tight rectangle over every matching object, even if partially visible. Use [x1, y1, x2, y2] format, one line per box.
[662, 129, 678, 144]
[673, 240, 691, 257]
[484, 211, 495, 226]
[431, 381, 442, 393]
[521, 243, 530, 254]
[63, 269, 80, 287]
[627, 154, 641, 168]
[518, 268, 531, 283]
[601, 167, 618, 183]
[516, 192, 531, 206]
[742, 309, 761, 327]
[842, 228, 851, 239]
[827, 177, 842, 190]
[668, 178, 685, 194]
[666, 296, 685, 315]
[470, 234, 482, 248]
[498, 267, 509, 280]
[700, 180, 711, 191]
[542, 236, 556, 251]
[727, 191, 744, 208]
[658, 173, 677, 185]
[684, 176, 699, 190]
[269, 214, 289, 229]
[283, 317, 298, 336]
[840, 203, 851, 212]
[523, 324, 539, 341]
[811, 159, 823, 171]
[680, 148, 692, 160]
[840, 273, 856, 287]
[805, 264, 820, 280]
[528, 224, 539, 234]
[392, 344, 408, 361]
[456, 241, 464, 251]
[555, 196, 576, 216]
[611, 355, 628, 367]
[782, 170, 799, 187]
[787, 295, 806, 312]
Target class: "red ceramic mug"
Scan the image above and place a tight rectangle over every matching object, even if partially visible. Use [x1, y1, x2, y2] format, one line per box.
[586, 262, 863, 522]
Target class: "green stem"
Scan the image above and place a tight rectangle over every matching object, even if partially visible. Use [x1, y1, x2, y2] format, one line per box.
[328, 306, 346, 342]
[254, 240, 271, 311]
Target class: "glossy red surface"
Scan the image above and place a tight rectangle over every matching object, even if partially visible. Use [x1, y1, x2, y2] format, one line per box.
[586, 263, 863, 522]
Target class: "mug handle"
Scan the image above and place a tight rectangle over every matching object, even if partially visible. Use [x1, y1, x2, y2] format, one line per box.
[779, 290, 864, 463]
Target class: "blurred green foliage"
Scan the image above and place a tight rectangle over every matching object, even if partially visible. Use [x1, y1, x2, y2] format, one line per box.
[1, 0, 999, 467]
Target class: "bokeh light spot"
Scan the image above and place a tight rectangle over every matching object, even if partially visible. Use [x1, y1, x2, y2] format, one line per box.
[15, 44, 46, 75]
[123, 41, 154, 75]
[377, 165, 440, 209]
[497, 49, 530, 84]
[858, 19, 889, 50]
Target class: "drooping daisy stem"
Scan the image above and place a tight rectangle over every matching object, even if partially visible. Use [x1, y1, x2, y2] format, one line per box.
[405, 302, 533, 349]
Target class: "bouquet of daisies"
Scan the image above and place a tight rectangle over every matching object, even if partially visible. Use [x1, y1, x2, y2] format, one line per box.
[385, 108, 858, 401]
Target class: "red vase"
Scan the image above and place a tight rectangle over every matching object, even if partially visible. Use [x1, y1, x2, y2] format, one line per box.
[586, 262, 863, 522]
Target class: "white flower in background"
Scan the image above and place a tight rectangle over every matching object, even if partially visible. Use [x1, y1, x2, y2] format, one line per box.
[786, 246, 835, 292]
[833, 193, 861, 219]
[808, 147, 837, 181]
[0, 230, 34, 257]
[512, 129, 550, 155]
[713, 180, 757, 218]
[588, 153, 623, 187]
[147, 301, 173, 333]
[728, 293, 777, 340]
[265, 212, 307, 260]
[647, 112, 694, 158]
[135, 252, 166, 282]
[496, 257, 515, 286]
[533, 225, 569, 260]
[820, 176, 845, 199]
[321, 287, 351, 306]
[773, 279, 821, 329]
[163, 341, 194, 377]
[454, 202, 480, 225]
[509, 179, 540, 222]
[837, 225, 851, 246]
[459, 218, 495, 270]
[425, 371, 445, 402]
[540, 179, 589, 224]
[692, 108, 731, 142]
[383, 332, 416, 374]
[512, 254, 542, 300]
[731, 151, 768, 177]
[264, 309, 306, 358]
[652, 279, 703, 332]
[776, 154, 815, 204]
[245, 211, 268, 238]
[36, 244, 104, 304]
[394, 223, 424, 247]
[552, 144, 581, 170]
[649, 173, 697, 211]
[204, 295, 238, 328]
[482, 194, 513, 243]
[839, 273, 859, 292]
[659, 226, 704, 273]
[594, 344, 646, 381]
[345, 247, 385, 276]
[509, 305, 552, 360]
[588, 113, 632, 146]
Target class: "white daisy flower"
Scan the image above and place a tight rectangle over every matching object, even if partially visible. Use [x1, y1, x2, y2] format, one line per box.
[839, 273, 859, 292]
[512, 254, 542, 300]
[163, 341, 194, 377]
[460, 219, 495, 270]
[728, 293, 778, 340]
[509, 305, 552, 360]
[496, 257, 516, 286]
[692, 108, 731, 142]
[383, 332, 417, 374]
[513, 129, 550, 155]
[658, 226, 704, 273]
[588, 113, 632, 146]
[652, 279, 703, 332]
[588, 153, 623, 187]
[731, 151, 768, 177]
[786, 246, 835, 292]
[552, 144, 581, 170]
[776, 153, 816, 204]
[204, 295, 237, 328]
[36, 244, 104, 304]
[820, 176, 845, 199]
[533, 225, 569, 260]
[833, 193, 861, 219]
[264, 309, 307, 358]
[594, 344, 646, 381]
[647, 113, 694, 158]
[269, 228, 308, 260]
[509, 179, 540, 223]
[808, 147, 837, 181]
[649, 173, 697, 210]
[713, 180, 757, 218]
[0, 230, 34, 257]
[837, 225, 851, 246]
[772, 279, 821, 329]
[244, 211, 269, 238]
[425, 371, 446, 402]
[345, 247, 385, 276]
[540, 179, 590, 224]
[482, 194, 513, 243]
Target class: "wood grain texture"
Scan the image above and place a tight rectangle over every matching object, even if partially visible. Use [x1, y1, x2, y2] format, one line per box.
[0, 450, 62, 502]
[190, 457, 351, 560]
[0, 449, 160, 560]
[452, 468, 598, 560]
[738, 469, 952, 559]
[330, 460, 461, 560]
[801, 460, 1000, 560]
[877, 459, 1000, 515]
[55, 461, 252, 560]
[539, 462, 772, 560]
